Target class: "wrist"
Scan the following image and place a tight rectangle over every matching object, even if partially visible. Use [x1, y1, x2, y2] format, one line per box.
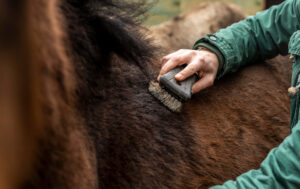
[193, 42, 224, 79]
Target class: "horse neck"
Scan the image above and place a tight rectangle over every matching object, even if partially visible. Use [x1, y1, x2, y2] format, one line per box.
[21, 0, 97, 188]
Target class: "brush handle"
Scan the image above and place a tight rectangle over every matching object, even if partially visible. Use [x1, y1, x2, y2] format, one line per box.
[159, 66, 198, 101]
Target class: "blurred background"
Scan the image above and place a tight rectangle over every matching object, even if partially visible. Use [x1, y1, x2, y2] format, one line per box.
[145, 0, 263, 25]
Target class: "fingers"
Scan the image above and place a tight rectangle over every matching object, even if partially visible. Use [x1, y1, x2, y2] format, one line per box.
[158, 50, 187, 80]
[157, 49, 218, 94]
[159, 57, 184, 77]
[161, 50, 184, 65]
[175, 56, 203, 81]
[192, 76, 214, 94]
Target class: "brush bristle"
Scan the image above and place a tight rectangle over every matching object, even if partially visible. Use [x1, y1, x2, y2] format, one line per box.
[148, 81, 182, 112]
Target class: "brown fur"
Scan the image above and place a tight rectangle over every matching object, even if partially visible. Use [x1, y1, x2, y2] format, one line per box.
[0, 0, 96, 188]
[149, 3, 246, 58]
[0, 1, 42, 188]
[185, 55, 291, 186]
[24, 1, 97, 188]
[0, 0, 291, 189]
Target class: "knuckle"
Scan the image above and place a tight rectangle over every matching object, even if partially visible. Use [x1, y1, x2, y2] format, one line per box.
[190, 50, 197, 56]
[171, 56, 180, 63]
[161, 65, 169, 72]
[208, 78, 214, 86]
[159, 68, 165, 74]
[161, 57, 169, 63]
[190, 66, 198, 73]
[198, 56, 205, 62]
[161, 68, 168, 75]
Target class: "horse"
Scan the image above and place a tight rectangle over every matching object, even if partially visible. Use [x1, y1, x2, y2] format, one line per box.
[0, 0, 291, 188]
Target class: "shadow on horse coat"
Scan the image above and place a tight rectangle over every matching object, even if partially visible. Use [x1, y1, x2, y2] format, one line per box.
[0, 0, 291, 188]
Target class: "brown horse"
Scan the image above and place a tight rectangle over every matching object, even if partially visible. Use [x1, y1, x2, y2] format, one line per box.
[149, 3, 246, 55]
[0, 0, 291, 188]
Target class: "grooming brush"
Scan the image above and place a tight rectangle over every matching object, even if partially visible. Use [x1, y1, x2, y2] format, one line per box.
[148, 65, 198, 112]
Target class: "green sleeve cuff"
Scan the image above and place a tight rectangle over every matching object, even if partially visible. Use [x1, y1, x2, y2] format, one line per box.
[192, 34, 237, 79]
[193, 42, 225, 79]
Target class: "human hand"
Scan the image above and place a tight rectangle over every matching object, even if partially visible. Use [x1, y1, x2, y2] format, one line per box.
[157, 48, 219, 94]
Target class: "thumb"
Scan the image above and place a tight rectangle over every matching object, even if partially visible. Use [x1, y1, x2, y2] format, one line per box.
[192, 76, 214, 94]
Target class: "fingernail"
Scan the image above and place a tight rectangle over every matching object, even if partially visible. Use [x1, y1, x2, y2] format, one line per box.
[175, 74, 182, 80]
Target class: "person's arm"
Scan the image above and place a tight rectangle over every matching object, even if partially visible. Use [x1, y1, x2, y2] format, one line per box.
[193, 0, 300, 78]
[211, 121, 300, 189]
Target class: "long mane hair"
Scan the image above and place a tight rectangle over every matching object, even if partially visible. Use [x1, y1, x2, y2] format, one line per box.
[63, 0, 157, 73]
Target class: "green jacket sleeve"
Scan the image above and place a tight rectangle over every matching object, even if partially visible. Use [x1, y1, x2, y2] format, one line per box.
[211, 121, 300, 189]
[193, 0, 300, 78]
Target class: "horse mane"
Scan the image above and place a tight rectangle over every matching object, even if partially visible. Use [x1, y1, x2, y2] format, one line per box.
[63, 0, 157, 74]
[60, 1, 205, 188]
